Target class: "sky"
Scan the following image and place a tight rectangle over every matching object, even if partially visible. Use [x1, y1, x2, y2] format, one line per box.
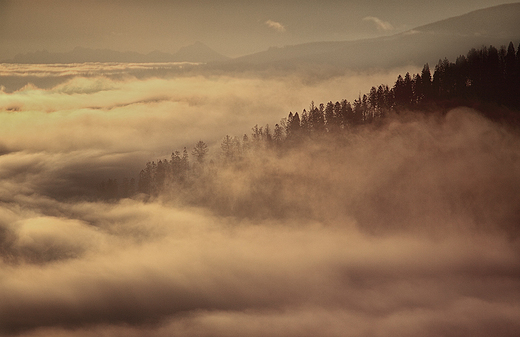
[0, 0, 517, 59]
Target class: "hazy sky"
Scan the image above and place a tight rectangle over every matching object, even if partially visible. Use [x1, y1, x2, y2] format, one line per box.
[0, 0, 516, 58]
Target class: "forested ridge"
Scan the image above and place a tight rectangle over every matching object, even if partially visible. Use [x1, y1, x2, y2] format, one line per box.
[99, 42, 520, 211]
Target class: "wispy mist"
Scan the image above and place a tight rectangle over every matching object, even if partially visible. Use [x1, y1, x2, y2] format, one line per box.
[1, 64, 519, 336]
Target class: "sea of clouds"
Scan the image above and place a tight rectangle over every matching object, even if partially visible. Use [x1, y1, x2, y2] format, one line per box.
[1, 63, 519, 337]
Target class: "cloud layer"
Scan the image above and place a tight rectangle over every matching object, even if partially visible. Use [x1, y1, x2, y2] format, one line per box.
[1, 64, 519, 336]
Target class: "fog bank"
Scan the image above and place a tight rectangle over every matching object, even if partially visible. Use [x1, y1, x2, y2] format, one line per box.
[1, 65, 519, 336]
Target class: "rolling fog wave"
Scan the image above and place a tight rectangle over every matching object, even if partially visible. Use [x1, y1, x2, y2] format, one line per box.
[0, 64, 519, 336]
[0, 62, 197, 78]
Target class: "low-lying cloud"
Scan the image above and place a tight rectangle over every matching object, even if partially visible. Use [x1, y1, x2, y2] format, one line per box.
[0, 64, 519, 336]
[0, 63, 409, 186]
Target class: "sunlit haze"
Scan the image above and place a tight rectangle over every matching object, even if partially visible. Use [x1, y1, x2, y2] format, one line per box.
[1, 1, 520, 336]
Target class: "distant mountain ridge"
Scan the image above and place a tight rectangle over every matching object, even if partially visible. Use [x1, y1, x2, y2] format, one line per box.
[228, 2, 520, 70]
[413, 2, 520, 37]
[3, 3, 520, 68]
[4, 42, 229, 64]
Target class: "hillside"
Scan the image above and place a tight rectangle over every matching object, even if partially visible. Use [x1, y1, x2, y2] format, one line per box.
[228, 3, 520, 70]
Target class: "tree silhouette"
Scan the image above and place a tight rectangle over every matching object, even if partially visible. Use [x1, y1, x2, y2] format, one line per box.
[192, 141, 209, 164]
[110, 42, 520, 203]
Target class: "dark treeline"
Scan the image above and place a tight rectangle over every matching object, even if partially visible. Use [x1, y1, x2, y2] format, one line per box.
[99, 42, 520, 206]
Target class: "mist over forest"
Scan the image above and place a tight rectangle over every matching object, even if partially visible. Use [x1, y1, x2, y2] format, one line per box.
[2, 4, 520, 333]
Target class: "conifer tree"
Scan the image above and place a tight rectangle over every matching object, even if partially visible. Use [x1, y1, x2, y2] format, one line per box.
[192, 141, 209, 164]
